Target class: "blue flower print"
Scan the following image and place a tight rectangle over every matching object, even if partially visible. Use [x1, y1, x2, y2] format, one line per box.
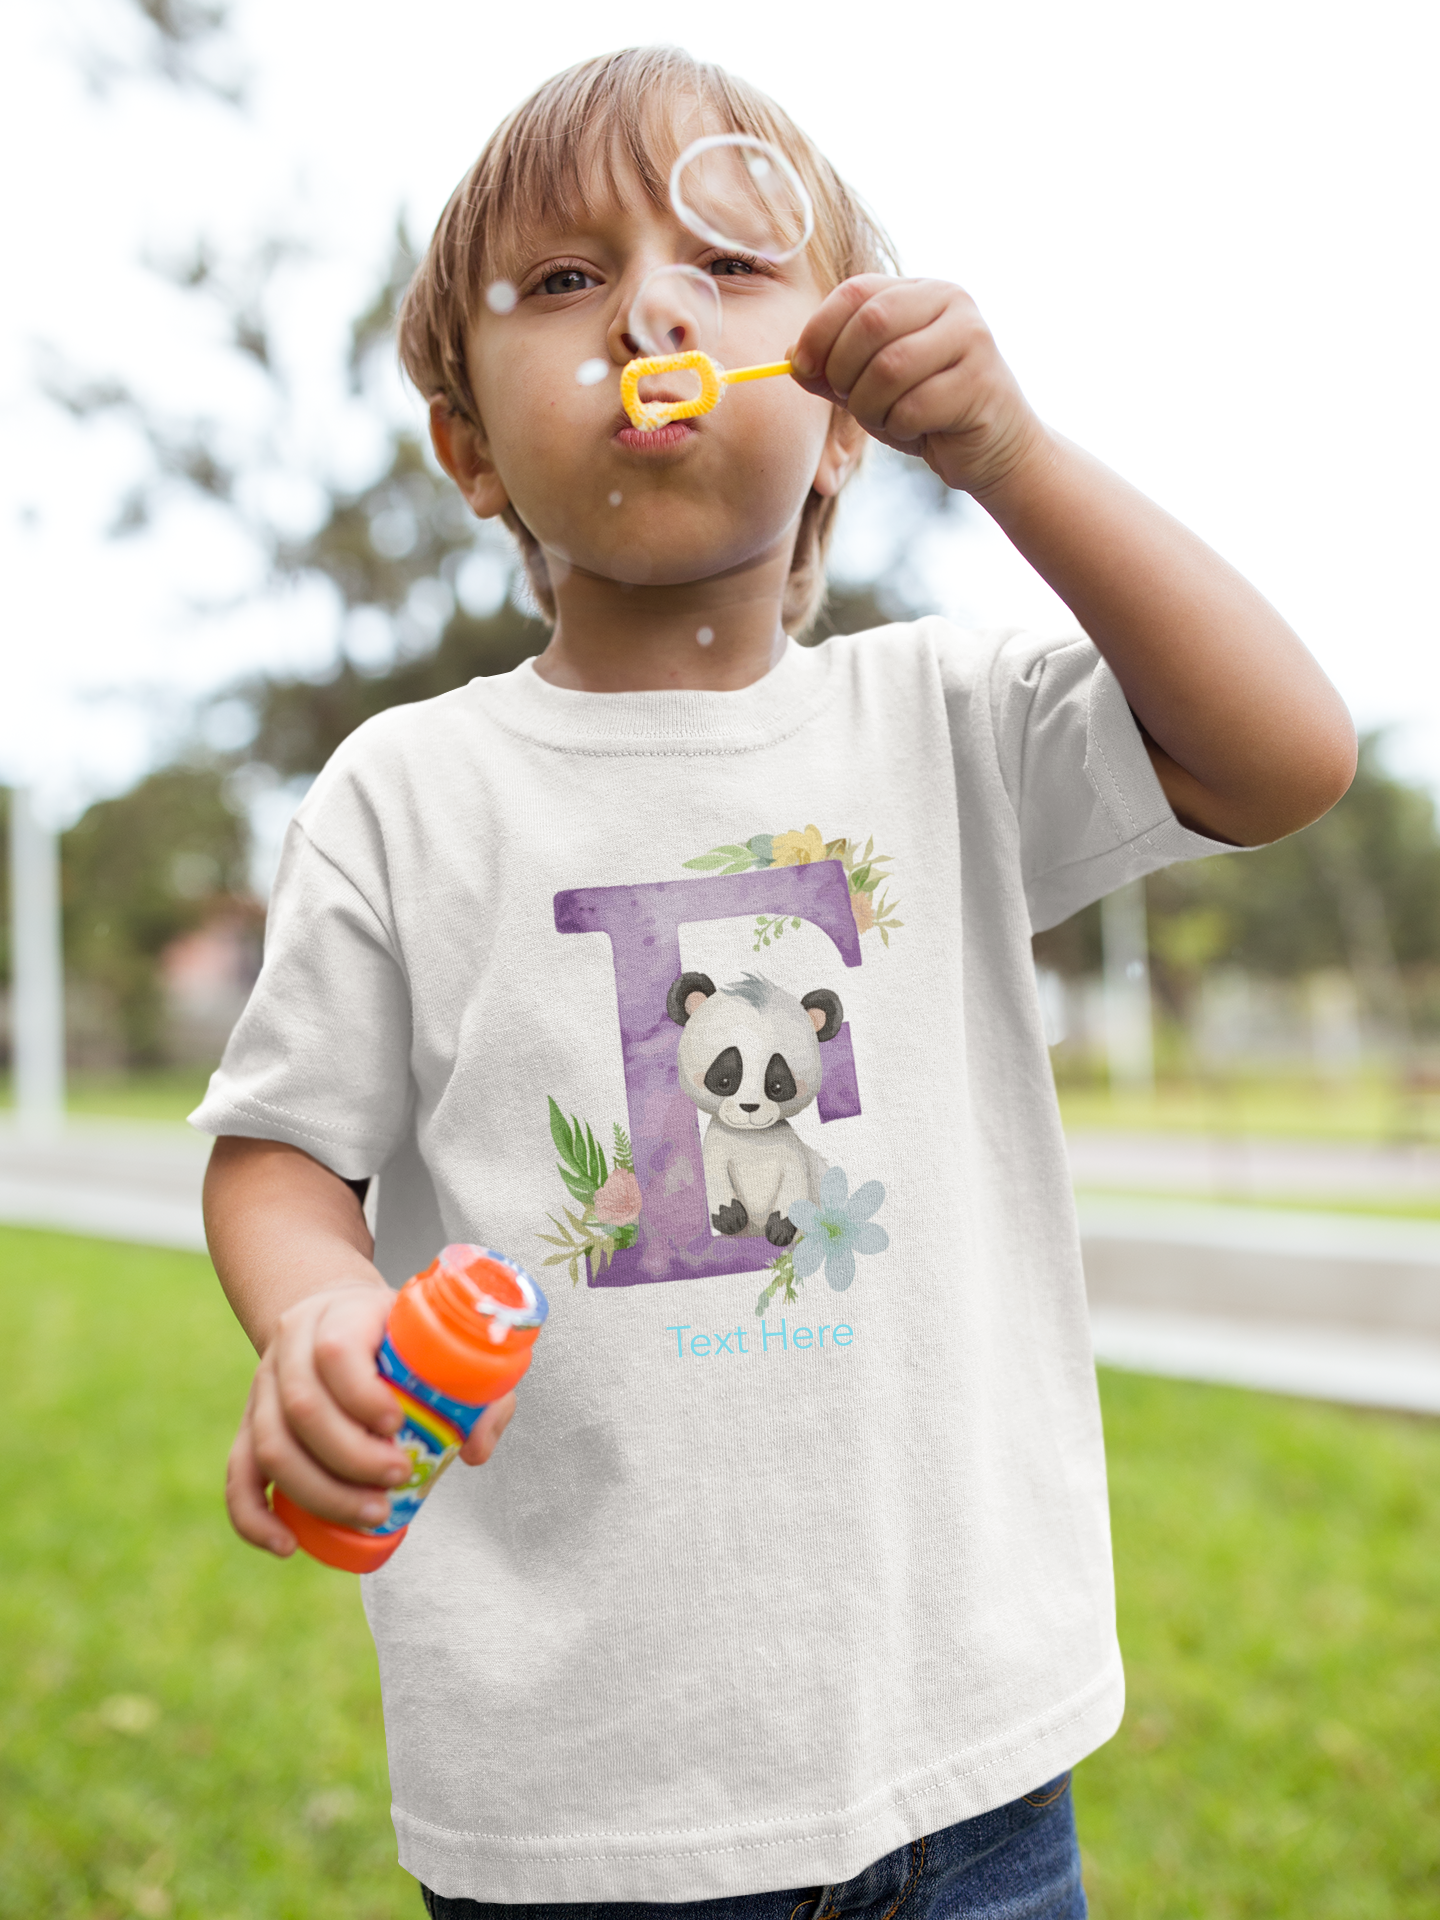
[788, 1166, 888, 1291]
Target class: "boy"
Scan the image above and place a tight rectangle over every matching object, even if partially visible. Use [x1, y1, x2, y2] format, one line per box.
[195, 46, 1355, 1920]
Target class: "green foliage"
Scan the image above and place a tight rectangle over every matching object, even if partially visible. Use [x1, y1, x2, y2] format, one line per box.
[755, 1249, 801, 1316]
[539, 1102, 637, 1282]
[0, 1226, 416, 1918]
[1081, 1368, 1440, 1915]
[235, 432, 547, 781]
[753, 913, 802, 950]
[535, 1207, 627, 1286]
[683, 844, 764, 875]
[60, 768, 253, 1065]
[1037, 736, 1440, 1031]
[546, 1096, 608, 1206]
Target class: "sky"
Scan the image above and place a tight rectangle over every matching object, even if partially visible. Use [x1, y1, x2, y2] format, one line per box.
[2, 0, 1437, 822]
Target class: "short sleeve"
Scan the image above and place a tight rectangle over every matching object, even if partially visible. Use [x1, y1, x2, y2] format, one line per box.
[974, 629, 1234, 932]
[188, 818, 413, 1180]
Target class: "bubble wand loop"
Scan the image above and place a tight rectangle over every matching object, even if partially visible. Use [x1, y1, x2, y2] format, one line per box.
[620, 351, 793, 432]
[618, 134, 814, 432]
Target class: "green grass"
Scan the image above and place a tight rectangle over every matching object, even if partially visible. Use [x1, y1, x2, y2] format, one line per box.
[1080, 1372, 1440, 1917]
[4, 1229, 1440, 1916]
[0, 1069, 216, 1126]
[1058, 1076, 1440, 1145]
[1075, 1188, 1440, 1222]
[0, 1228, 414, 1920]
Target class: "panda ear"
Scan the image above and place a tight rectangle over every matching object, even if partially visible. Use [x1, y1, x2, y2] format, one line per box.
[667, 971, 717, 1026]
[801, 988, 843, 1041]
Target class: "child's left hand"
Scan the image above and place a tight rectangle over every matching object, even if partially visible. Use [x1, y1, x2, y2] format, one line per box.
[790, 276, 1045, 501]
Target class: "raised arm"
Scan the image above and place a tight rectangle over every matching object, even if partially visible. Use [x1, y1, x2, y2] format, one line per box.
[792, 278, 1357, 846]
[206, 1136, 513, 1556]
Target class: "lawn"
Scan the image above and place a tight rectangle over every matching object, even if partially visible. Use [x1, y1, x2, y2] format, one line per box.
[1058, 1075, 1440, 1146]
[3, 1227, 1439, 1918]
[0, 1069, 216, 1127]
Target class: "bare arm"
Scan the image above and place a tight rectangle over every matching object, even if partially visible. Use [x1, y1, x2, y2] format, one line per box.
[793, 279, 1358, 846]
[206, 1136, 514, 1557]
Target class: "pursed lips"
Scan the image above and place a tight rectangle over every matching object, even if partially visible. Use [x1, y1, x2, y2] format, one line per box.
[611, 387, 706, 435]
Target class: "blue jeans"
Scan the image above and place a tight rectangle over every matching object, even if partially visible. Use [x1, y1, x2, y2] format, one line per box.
[420, 1773, 1085, 1920]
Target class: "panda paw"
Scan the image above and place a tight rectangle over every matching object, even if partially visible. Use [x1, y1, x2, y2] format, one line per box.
[765, 1211, 798, 1247]
[713, 1200, 750, 1236]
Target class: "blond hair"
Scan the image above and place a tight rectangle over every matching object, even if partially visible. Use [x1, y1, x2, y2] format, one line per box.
[397, 47, 895, 634]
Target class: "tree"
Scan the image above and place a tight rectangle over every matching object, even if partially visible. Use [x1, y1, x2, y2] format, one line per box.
[61, 767, 251, 1063]
[1036, 735, 1440, 1039]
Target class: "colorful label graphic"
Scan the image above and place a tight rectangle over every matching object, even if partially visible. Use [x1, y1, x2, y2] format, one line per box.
[369, 1334, 486, 1536]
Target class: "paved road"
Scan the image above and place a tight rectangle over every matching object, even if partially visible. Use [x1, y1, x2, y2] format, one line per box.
[0, 1119, 210, 1251]
[1068, 1127, 1440, 1201]
[3, 1120, 1439, 1414]
[1077, 1195, 1440, 1413]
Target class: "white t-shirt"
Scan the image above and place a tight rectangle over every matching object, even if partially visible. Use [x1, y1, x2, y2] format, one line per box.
[192, 622, 1225, 1904]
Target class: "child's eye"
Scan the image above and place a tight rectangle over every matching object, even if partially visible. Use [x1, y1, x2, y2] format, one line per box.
[539, 267, 600, 296]
[708, 256, 758, 278]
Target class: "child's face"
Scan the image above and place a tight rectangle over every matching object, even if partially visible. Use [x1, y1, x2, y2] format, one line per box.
[451, 144, 851, 599]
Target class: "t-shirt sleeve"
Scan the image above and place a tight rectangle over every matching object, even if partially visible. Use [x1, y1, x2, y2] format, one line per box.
[188, 816, 413, 1180]
[977, 628, 1236, 932]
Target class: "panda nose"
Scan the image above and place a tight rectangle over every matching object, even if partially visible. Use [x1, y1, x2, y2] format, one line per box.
[739, 1102, 760, 1113]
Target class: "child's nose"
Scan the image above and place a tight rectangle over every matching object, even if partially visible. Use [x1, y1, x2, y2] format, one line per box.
[621, 325, 692, 357]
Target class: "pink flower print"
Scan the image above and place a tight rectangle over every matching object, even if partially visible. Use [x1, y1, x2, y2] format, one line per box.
[592, 1166, 642, 1227]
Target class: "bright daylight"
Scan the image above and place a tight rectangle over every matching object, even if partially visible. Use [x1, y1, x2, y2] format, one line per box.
[3, 3, 1438, 1918]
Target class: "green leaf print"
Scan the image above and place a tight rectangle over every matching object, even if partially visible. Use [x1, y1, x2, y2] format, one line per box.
[683, 845, 755, 874]
[547, 1097, 608, 1204]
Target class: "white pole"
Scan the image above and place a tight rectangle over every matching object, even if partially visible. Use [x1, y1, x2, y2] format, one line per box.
[9, 787, 65, 1131]
[1101, 878, 1154, 1094]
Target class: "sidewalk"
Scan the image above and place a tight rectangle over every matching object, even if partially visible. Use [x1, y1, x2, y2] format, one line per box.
[1067, 1127, 1440, 1203]
[1078, 1195, 1440, 1413]
[3, 1119, 1439, 1415]
[0, 1118, 209, 1252]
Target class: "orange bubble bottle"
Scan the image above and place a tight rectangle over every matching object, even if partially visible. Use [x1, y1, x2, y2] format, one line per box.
[272, 1244, 549, 1573]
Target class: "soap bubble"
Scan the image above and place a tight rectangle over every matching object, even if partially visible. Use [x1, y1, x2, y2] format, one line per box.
[696, 626, 715, 646]
[485, 280, 518, 315]
[575, 357, 610, 386]
[608, 491, 623, 506]
[628, 264, 722, 360]
[670, 135, 814, 264]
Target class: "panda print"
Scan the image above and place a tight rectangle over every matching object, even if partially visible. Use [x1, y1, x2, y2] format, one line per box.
[667, 970, 845, 1245]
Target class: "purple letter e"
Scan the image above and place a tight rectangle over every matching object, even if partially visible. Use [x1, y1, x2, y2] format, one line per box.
[553, 863, 861, 1288]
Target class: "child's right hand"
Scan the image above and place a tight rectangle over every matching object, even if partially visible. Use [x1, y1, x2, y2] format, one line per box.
[226, 1282, 516, 1556]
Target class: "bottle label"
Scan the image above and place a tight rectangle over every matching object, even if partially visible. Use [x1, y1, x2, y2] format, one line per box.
[369, 1333, 488, 1536]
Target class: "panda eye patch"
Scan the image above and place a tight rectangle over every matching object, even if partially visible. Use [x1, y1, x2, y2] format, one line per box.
[764, 1053, 797, 1103]
[704, 1046, 743, 1096]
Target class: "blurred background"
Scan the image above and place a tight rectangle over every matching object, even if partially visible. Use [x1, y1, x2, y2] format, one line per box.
[3, 3, 1439, 1917]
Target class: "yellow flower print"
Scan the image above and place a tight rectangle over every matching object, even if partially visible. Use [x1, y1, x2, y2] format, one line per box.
[771, 824, 827, 867]
[681, 824, 904, 949]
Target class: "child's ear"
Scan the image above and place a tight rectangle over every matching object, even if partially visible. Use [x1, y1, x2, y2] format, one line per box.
[429, 396, 511, 520]
[810, 407, 865, 500]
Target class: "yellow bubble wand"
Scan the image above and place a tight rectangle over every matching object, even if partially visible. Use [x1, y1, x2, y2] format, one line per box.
[620, 351, 792, 432]
[619, 134, 816, 430]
